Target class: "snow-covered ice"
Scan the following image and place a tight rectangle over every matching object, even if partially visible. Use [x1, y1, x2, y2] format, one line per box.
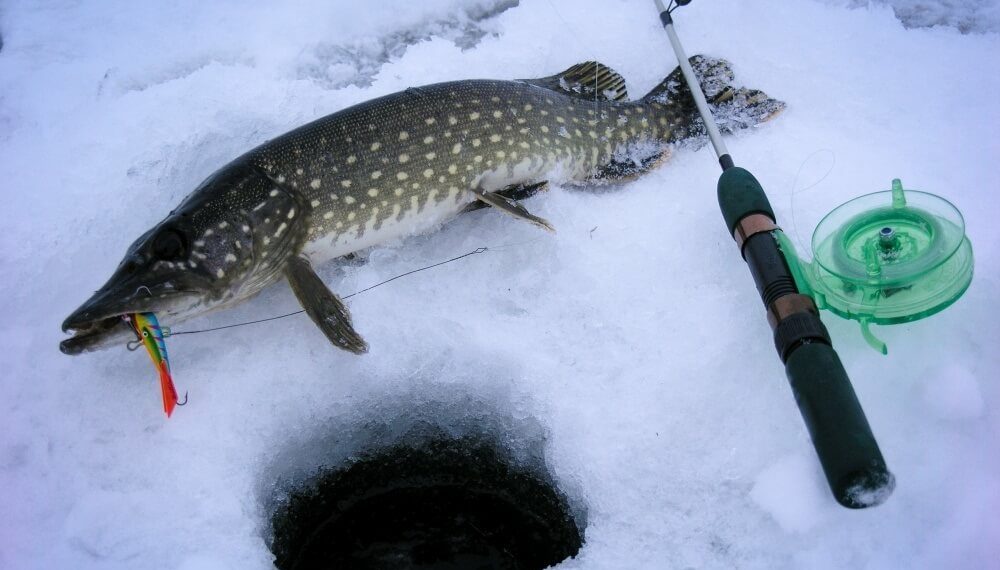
[1, 0, 998, 568]
[824, 0, 1000, 33]
[750, 453, 831, 534]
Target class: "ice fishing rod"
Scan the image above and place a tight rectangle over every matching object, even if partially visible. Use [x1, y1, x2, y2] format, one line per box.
[656, 0, 974, 508]
[655, 0, 922, 509]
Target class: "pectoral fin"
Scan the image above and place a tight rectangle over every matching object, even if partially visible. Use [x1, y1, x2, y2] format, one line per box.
[285, 256, 368, 354]
[469, 184, 555, 232]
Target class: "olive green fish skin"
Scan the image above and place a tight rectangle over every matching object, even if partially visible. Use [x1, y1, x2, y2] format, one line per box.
[247, 80, 686, 264]
[61, 56, 783, 354]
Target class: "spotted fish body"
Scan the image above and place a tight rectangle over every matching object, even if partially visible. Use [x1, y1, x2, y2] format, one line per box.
[255, 65, 718, 265]
[61, 56, 783, 355]
[260, 79, 658, 264]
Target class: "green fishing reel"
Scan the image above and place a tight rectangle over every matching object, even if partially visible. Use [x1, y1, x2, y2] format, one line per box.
[779, 179, 974, 353]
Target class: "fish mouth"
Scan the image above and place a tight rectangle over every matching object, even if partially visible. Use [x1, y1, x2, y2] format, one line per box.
[59, 315, 135, 355]
[60, 284, 198, 355]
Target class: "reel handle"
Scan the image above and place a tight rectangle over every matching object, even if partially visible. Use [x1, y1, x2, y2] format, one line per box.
[722, 168, 895, 508]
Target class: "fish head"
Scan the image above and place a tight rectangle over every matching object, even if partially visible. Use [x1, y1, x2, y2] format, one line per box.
[61, 160, 308, 354]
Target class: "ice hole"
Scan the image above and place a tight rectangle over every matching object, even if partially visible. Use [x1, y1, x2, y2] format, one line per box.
[262, 391, 585, 569]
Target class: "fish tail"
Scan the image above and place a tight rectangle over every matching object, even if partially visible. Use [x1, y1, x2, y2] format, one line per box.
[642, 55, 785, 139]
[157, 362, 179, 417]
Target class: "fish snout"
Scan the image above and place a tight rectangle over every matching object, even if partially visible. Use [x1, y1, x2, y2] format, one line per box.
[61, 309, 94, 333]
[61, 286, 124, 333]
[59, 314, 134, 355]
[60, 285, 144, 355]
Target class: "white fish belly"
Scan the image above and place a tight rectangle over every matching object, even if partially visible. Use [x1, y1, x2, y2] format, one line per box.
[302, 191, 475, 265]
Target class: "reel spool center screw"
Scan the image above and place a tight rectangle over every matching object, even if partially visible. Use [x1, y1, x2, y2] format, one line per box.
[878, 226, 898, 252]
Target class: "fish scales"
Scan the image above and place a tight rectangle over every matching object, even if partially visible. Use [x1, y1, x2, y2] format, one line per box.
[61, 56, 785, 355]
[249, 80, 680, 263]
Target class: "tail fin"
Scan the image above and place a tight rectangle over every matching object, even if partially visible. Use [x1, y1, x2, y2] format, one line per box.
[644, 55, 785, 136]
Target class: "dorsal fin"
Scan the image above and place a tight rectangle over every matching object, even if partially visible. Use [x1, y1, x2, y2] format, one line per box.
[521, 61, 628, 102]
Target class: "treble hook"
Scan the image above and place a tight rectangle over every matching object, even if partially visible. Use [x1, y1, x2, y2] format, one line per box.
[127, 339, 142, 351]
[176, 391, 189, 406]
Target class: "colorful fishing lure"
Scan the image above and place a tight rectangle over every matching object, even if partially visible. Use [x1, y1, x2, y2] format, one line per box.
[125, 312, 181, 417]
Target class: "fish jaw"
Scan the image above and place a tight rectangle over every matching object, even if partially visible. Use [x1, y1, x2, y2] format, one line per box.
[60, 285, 203, 355]
[59, 316, 135, 355]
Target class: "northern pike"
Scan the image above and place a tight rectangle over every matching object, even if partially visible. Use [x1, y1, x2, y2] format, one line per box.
[61, 55, 783, 355]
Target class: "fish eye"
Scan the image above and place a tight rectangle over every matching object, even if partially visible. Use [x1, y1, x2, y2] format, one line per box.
[142, 331, 149, 337]
[152, 229, 187, 261]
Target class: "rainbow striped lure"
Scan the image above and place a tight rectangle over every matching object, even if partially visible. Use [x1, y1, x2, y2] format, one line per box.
[125, 312, 183, 417]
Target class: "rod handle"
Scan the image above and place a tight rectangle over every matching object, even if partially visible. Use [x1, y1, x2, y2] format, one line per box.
[784, 342, 895, 508]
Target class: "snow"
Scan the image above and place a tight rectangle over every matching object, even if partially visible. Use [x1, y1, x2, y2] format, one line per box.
[921, 362, 985, 421]
[750, 453, 831, 534]
[824, 0, 1000, 33]
[1, 0, 998, 568]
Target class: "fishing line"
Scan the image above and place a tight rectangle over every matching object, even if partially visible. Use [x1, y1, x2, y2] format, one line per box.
[344, 247, 487, 298]
[482, 235, 546, 252]
[787, 148, 837, 256]
[162, 246, 490, 339]
[542, 0, 600, 113]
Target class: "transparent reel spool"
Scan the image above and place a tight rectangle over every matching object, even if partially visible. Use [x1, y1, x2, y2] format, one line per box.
[785, 179, 974, 353]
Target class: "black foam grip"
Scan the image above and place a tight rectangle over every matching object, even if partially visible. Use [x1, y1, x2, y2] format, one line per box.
[784, 342, 895, 508]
